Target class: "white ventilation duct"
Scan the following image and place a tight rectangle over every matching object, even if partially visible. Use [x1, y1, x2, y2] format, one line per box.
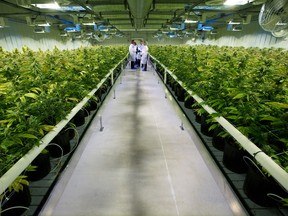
[126, 0, 153, 29]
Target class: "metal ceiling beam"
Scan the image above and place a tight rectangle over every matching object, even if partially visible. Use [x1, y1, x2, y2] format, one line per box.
[126, 0, 153, 29]
[69, 0, 101, 18]
[0, 0, 40, 15]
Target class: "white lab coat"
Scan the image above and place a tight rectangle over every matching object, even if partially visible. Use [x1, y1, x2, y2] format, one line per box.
[129, 44, 136, 61]
[137, 44, 143, 60]
[141, 45, 149, 65]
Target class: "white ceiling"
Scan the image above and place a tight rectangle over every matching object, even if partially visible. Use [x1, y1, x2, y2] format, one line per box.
[0, 0, 264, 38]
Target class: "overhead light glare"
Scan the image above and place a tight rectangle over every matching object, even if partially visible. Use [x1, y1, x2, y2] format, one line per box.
[276, 22, 288, 26]
[59, 6, 87, 11]
[232, 25, 243, 31]
[184, 14, 199, 23]
[224, 0, 252, 5]
[228, 20, 241, 25]
[36, 22, 50, 27]
[82, 22, 95, 26]
[184, 19, 199, 24]
[31, 1, 60, 9]
[0, 17, 6, 28]
[34, 26, 50, 33]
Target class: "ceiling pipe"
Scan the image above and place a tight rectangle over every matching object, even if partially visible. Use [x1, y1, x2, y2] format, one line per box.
[70, 0, 101, 19]
[1, 0, 40, 15]
[126, 0, 153, 29]
[69, 0, 124, 35]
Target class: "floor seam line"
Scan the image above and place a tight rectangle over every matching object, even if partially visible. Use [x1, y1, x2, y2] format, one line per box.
[147, 75, 181, 216]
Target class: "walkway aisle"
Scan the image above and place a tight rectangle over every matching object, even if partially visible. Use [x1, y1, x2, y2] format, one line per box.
[41, 66, 246, 216]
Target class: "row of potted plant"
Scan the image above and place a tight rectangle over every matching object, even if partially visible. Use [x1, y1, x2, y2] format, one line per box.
[0, 45, 126, 178]
[150, 44, 288, 173]
[150, 45, 288, 208]
[0, 45, 127, 215]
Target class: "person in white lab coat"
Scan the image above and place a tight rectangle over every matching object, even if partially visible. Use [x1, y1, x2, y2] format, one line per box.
[136, 42, 143, 68]
[129, 40, 137, 69]
[140, 40, 149, 71]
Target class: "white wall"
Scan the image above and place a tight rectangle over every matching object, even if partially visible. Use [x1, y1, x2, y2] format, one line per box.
[186, 21, 288, 49]
[100, 32, 185, 46]
[0, 19, 188, 51]
[2, 18, 287, 51]
[0, 19, 91, 51]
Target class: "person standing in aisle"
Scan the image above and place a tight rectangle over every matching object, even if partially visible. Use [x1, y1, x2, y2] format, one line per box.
[129, 40, 136, 69]
[136, 41, 143, 68]
[140, 40, 149, 71]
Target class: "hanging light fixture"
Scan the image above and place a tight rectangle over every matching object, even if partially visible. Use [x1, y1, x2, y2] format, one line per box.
[81, 17, 95, 26]
[0, 17, 6, 28]
[184, 14, 199, 24]
[31, 0, 60, 9]
[224, 0, 253, 5]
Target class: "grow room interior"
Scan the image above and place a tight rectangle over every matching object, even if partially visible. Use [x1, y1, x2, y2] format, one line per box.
[0, 0, 288, 216]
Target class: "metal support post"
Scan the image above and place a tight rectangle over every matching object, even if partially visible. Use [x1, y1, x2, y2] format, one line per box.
[180, 122, 184, 130]
[100, 116, 104, 131]
[111, 71, 114, 86]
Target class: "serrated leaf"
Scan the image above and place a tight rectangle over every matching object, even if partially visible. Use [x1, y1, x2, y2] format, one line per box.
[17, 133, 38, 139]
[12, 137, 23, 145]
[266, 102, 288, 109]
[233, 93, 246, 99]
[19, 96, 26, 103]
[24, 92, 38, 100]
[30, 87, 42, 94]
[260, 115, 279, 122]
[67, 97, 80, 102]
[39, 125, 55, 132]
[0, 119, 11, 124]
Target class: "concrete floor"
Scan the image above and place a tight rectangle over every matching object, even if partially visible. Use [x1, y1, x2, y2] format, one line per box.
[40, 65, 248, 216]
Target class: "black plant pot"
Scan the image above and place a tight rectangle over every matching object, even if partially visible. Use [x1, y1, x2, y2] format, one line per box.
[222, 138, 248, 173]
[166, 75, 173, 87]
[192, 104, 202, 123]
[26, 152, 51, 181]
[87, 100, 98, 112]
[72, 109, 86, 127]
[175, 86, 186, 102]
[200, 114, 213, 137]
[212, 127, 225, 151]
[94, 89, 102, 102]
[69, 128, 75, 140]
[64, 122, 76, 140]
[243, 157, 287, 207]
[82, 108, 90, 117]
[101, 85, 108, 95]
[184, 96, 195, 109]
[172, 82, 178, 93]
[48, 129, 71, 158]
[1, 185, 31, 216]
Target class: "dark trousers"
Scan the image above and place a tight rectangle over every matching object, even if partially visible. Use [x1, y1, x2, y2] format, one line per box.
[142, 63, 147, 71]
[136, 59, 141, 67]
[131, 61, 135, 69]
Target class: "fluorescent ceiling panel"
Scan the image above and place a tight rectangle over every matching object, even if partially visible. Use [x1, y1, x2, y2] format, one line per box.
[31, 2, 60, 9]
[59, 6, 87, 11]
[194, 5, 234, 10]
[224, 0, 250, 5]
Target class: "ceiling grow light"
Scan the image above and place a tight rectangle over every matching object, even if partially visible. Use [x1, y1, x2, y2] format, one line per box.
[81, 17, 95, 26]
[224, 0, 253, 5]
[34, 26, 50, 33]
[31, 0, 60, 9]
[184, 14, 199, 24]
[0, 17, 7, 28]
